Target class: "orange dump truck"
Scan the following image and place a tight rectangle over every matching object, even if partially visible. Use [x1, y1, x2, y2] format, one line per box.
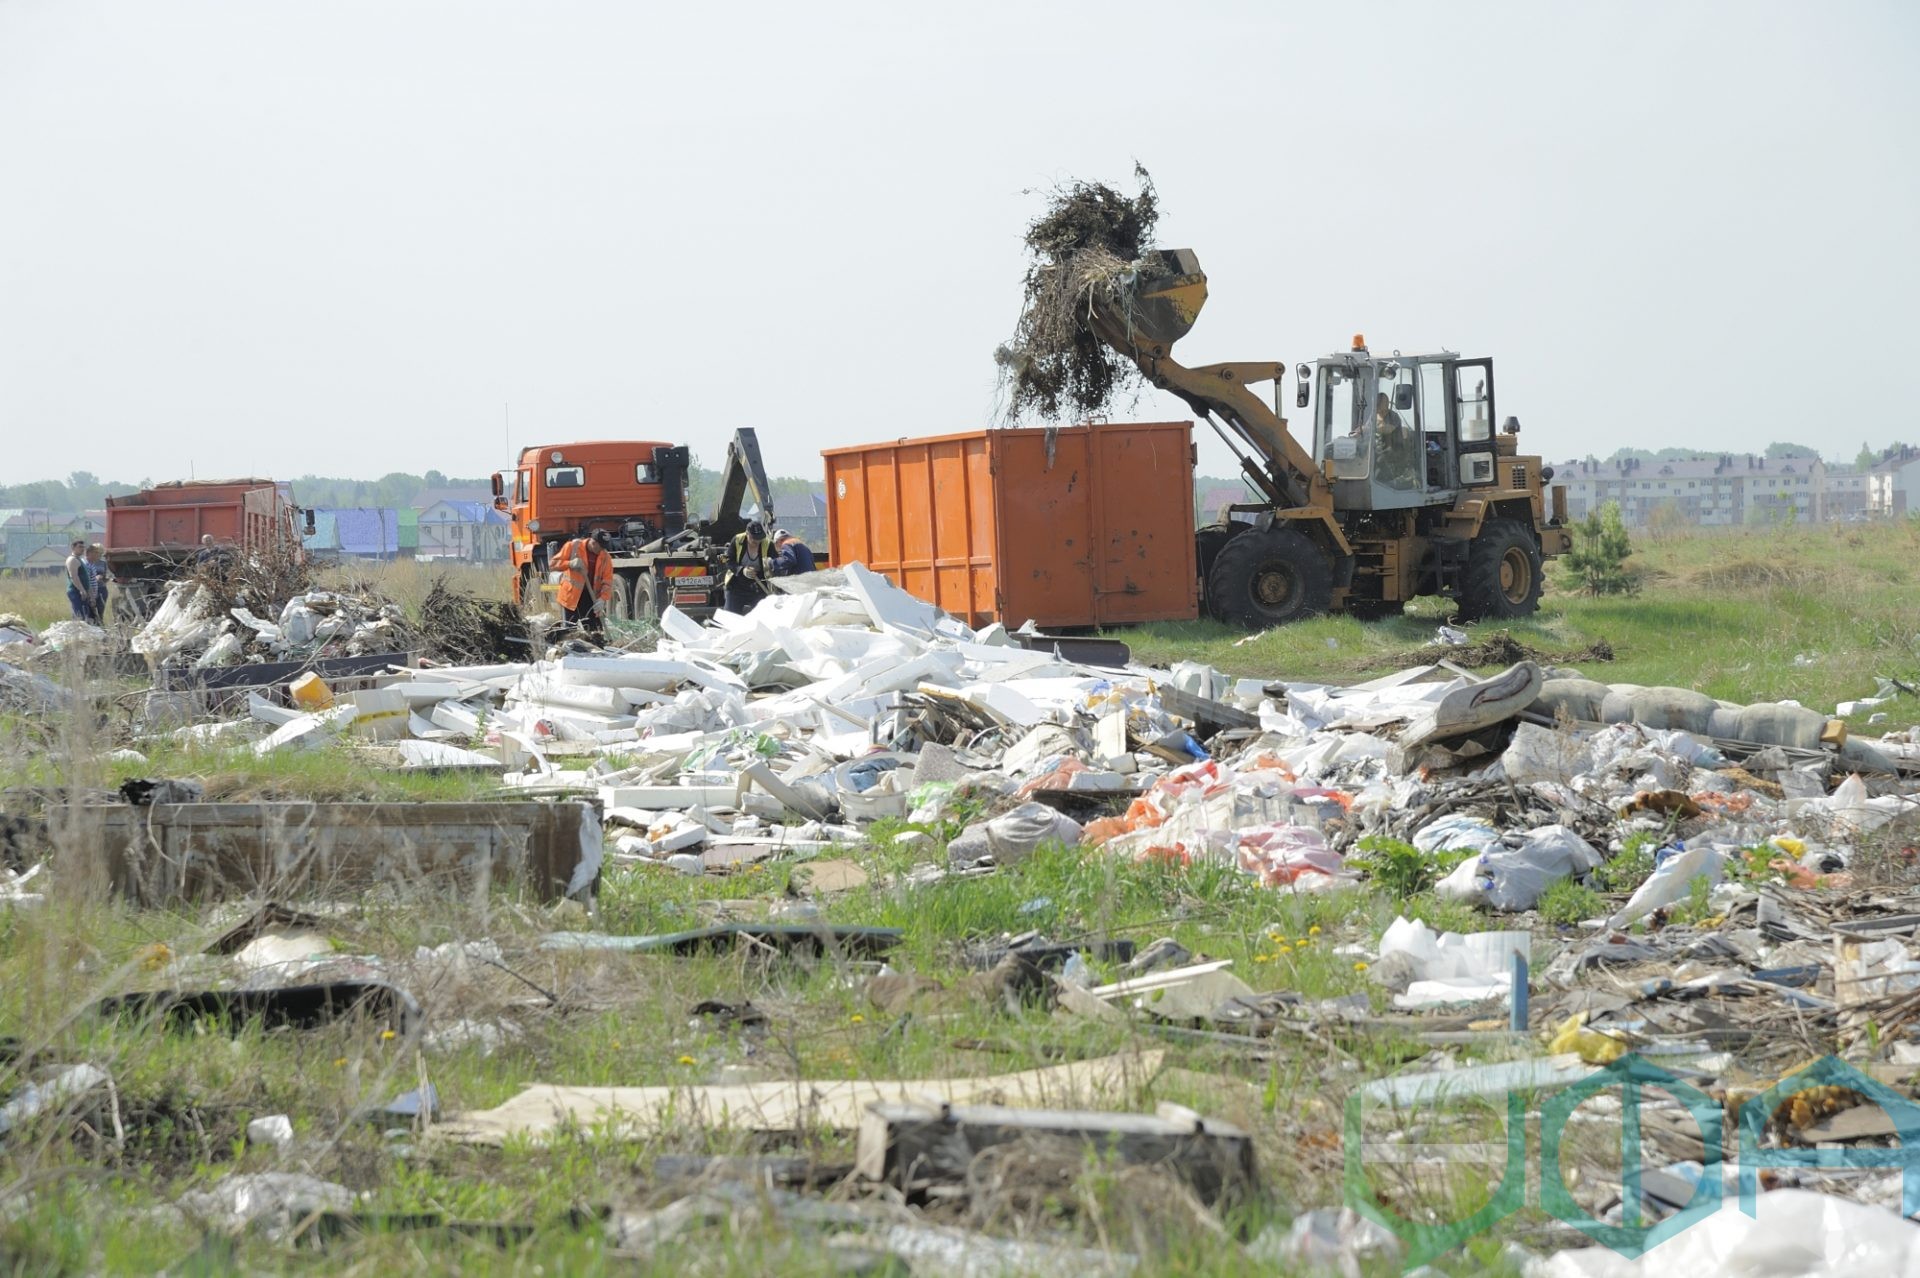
[104, 479, 308, 614]
[823, 422, 1198, 630]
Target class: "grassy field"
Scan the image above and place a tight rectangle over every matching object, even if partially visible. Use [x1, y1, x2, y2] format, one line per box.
[0, 523, 1915, 1273]
[1124, 518, 1920, 725]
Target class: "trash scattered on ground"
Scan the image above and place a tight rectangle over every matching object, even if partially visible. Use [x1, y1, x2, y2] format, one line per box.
[92, 979, 421, 1037]
[435, 1050, 1163, 1144]
[171, 1172, 357, 1240]
[5, 542, 1920, 1272]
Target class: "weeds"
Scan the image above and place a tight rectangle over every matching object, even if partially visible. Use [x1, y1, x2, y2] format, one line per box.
[1594, 841, 1656, 893]
[1539, 880, 1606, 925]
[1351, 835, 1468, 897]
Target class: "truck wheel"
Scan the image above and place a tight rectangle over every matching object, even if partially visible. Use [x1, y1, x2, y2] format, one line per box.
[1458, 520, 1543, 620]
[1205, 527, 1333, 629]
[632, 576, 662, 623]
[606, 578, 635, 624]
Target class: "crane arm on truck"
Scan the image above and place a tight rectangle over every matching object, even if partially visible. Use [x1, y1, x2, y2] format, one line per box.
[1082, 249, 1328, 514]
[701, 429, 776, 541]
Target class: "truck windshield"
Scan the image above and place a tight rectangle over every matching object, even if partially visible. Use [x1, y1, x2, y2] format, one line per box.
[545, 466, 585, 488]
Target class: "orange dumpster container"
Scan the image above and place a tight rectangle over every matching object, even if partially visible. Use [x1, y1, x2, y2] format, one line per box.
[823, 422, 1199, 630]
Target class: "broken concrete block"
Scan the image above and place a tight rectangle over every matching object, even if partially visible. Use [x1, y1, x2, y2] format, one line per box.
[856, 1100, 1256, 1208]
[253, 705, 358, 755]
[742, 762, 832, 821]
[348, 689, 409, 740]
[603, 785, 740, 812]
[94, 800, 602, 903]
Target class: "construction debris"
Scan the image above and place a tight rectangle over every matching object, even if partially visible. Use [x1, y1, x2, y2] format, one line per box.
[8, 544, 1920, 1273]
[855, 1100, 1257, 1208]
[434, 1050, 1163, 1145]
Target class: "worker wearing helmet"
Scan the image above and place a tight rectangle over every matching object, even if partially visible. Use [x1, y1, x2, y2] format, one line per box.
[724, 521, 769, 614]
[1374, 391, 1419, 490]
[555, 529, 615, 641]
[769, 527, 816, 578]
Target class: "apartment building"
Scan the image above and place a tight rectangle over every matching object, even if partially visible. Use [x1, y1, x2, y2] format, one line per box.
[1556, 453, 1828, 526]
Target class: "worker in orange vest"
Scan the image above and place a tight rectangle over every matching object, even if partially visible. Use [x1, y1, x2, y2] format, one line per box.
[554, 529, 614, 641]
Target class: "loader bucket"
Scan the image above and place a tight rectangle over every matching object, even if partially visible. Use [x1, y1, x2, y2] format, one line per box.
[1100, 248, 1208, 351]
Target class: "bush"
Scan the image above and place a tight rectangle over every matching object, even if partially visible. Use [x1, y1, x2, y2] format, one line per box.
[1564, 500, 1639, 596]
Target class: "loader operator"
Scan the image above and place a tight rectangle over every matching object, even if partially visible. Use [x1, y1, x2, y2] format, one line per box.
[555, 529, 614, 641]
[1373, 392, 1420, 490]
[724, 522, 769, 614]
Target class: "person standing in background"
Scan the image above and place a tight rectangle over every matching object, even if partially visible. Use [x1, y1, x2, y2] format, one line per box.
[85, 544, 109, 622]
[63, 539, 96, 622]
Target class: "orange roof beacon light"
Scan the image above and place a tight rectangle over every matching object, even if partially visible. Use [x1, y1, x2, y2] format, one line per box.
[1351, 333, 1367, 351]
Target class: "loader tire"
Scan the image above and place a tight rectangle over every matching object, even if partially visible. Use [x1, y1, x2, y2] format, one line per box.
[1205, 527, 1333, 629]
[1194, 523, 1242, 618]
[1458, 520, 1543, 621]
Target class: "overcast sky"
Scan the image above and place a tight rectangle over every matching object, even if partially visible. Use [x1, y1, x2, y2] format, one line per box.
[2, 0, 1915, 490]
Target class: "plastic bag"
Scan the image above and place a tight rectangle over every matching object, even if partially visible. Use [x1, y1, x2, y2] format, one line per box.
[1435, 824, 1604, 912]
[1606, 842, 1727, 929]
[1413, 814, 1503, 857]
[946, 802, 1082, 868]
[1500, 723, 1595, 786]
[1234, 824, 1355, 888]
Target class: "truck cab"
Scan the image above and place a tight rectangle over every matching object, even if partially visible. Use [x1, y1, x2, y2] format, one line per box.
[494, 440, 690, 605]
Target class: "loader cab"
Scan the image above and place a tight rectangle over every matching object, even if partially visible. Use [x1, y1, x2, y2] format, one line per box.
[1311, 345, 1498, 512]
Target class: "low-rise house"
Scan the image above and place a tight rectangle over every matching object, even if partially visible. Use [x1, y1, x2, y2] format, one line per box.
[18, 544, 69, 576]
[302, 508, 401, 560]
[417, 500, 509, 562]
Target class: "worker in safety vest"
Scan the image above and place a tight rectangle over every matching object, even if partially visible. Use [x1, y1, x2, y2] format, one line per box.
[555, 529, 614, 641]
[723, 521, 768, 614]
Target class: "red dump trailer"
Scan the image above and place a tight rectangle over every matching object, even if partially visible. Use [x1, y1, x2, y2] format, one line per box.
[104, 479, 307, 614]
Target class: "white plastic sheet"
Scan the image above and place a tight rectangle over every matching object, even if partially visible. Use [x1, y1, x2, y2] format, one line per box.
[1527, 1188, 1920, 1277]
[1378, 915, 1530, 1009]
[1606, 843, 1728, 930]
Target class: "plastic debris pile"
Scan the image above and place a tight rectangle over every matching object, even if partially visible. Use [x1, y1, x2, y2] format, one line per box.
[4, 560, 1920, 1274]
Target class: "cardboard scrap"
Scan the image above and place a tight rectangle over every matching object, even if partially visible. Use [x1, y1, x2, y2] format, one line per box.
[432, 1050, 1164, 1145]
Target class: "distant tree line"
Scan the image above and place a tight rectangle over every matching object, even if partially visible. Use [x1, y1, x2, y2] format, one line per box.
[0, 464, 824, 516]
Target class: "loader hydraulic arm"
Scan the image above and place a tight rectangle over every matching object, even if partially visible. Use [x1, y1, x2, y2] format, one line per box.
[1085, 250, 1327, 512]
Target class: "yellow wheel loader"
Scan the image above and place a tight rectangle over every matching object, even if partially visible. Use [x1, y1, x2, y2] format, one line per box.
[1090, 249, 1571, 626]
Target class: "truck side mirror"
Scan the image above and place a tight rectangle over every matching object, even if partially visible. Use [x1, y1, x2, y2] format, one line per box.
[490, 473, 504, 498]
[303, 510, 316, 536]
[1395, 384, 1415, 411]
[1295, 363, 1311, 410]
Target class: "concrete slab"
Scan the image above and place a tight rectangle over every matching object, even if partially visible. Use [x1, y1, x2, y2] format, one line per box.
[93, 800, 601, 903]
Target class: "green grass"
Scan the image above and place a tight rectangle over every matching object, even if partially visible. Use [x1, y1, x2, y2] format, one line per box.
[1121, 519, 1920, 725]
